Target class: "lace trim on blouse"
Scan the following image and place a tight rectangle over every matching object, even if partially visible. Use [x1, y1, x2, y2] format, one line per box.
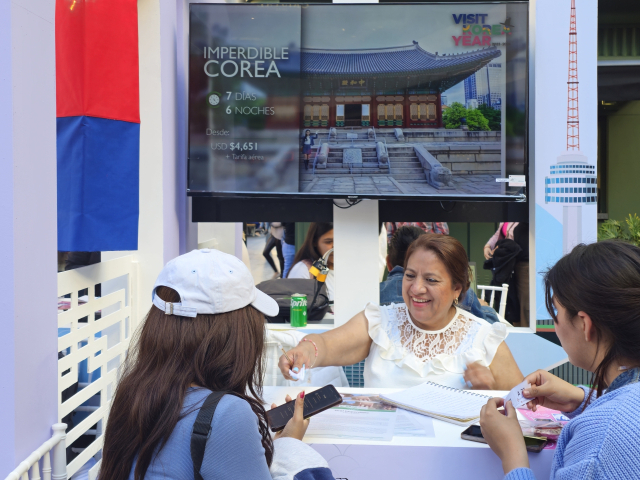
[384, 304, 479, 362]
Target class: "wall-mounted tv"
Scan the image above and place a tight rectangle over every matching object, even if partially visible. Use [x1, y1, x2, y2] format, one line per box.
[188, 2, 528, 200]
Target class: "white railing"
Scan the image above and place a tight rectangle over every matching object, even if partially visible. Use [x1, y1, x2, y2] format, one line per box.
[57, 255, 138, 479]
[4, 424, 67, 480]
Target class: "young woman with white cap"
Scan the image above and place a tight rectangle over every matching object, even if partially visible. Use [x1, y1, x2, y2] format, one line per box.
[100, 248, 335, 480]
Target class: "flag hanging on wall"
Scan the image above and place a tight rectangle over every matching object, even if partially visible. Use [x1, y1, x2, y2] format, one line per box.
[56, 0, 140, 251]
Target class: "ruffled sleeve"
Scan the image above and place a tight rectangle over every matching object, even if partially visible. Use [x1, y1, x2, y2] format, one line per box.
[364, 303, 404, 363]
[465, 320, 508, 367]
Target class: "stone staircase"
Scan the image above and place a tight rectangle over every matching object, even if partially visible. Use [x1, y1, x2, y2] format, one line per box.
[387, 147, 427, 182]
[313, 129, 398, 143]
[299, 146, 389, 181]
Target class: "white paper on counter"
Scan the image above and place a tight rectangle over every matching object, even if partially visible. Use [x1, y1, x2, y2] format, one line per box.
[304, 393, 397, 441]
[394, 409, 436, 437]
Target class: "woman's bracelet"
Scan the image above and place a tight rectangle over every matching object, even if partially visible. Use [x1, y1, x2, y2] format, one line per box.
[302, 338, 318, 368]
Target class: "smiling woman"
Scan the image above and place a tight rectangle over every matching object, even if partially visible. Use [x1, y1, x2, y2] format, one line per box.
[279, 233, 523, 390]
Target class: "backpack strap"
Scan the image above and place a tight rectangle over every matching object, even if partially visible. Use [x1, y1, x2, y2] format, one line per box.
[191, 391, 227, 480]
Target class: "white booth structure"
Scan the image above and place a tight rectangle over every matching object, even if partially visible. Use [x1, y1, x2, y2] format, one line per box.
[0, 0, 598, 478]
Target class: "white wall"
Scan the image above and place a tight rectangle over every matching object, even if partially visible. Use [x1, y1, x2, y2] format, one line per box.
[0, 0, 58, 474]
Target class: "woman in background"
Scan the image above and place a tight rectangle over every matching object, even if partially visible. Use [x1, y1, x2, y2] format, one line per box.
[287, 222, 334, 300]
[480, 240, 640, 479]
[484, 222, 529, 326]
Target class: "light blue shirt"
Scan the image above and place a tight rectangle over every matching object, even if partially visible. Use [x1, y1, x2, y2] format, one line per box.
[128, 388, 334, 480]
[506, 368, 640, 480]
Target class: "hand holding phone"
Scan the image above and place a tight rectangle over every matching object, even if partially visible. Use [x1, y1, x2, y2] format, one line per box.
[269, 391, 309, 441]
[267, 385, 343, 434]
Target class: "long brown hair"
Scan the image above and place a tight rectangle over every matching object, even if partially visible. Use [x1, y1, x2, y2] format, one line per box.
[287, 222, 333, 276]
[404, 233, 471, 301]
[100, 286, 274, 480]
[544, 240, 640, 405]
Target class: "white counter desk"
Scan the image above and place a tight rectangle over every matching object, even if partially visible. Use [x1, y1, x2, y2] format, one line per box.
[264, 386, 554, 480]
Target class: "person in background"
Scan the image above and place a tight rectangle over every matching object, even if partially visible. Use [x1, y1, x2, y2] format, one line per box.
[287, 223, 334, 301]
[385, 222, 449, 243]
[480, 240, 640, 479]
[100, 249, 335, 480]
[301, 129, 318, 170]
[262, 222, 285, 279]
[280, 234, 522, 390]
[484, 223, 529, 326]
[381, 226, 500, 324]
[281, 222, 296, 278]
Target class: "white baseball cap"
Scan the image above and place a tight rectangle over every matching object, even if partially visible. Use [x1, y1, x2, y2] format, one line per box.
[152, 248, 278, 318]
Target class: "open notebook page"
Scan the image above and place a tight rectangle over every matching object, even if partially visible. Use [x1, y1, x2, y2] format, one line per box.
[381, 382, 491, 420]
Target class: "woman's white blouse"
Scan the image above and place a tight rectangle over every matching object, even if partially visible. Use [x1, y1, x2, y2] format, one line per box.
[363, 303, 508, 389]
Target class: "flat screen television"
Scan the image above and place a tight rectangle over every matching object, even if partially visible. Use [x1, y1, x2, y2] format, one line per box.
[187, 2, 529, 201]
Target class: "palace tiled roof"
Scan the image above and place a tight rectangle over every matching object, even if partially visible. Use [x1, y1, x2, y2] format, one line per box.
[301, 41, 501, 76]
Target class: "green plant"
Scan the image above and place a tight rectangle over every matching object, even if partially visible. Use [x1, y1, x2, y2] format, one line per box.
[442, 102, 490, 131]
[598, 214, 640, 246]
[442, 102, 466, 129]
[465, 109, 490, 131]
[478, 104, 501, 131]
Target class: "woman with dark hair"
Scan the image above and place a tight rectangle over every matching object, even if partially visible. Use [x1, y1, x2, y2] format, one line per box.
[479, 240, 640, 479]
[280, 233, 523, 390]
[287, 222, 334, 300]
[100, 249, 335, 480]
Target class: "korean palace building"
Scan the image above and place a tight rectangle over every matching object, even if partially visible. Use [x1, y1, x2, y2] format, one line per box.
[300, 41, 501, 129]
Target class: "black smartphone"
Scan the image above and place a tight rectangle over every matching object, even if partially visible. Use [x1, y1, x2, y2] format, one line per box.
[461, 424, 548, 453]
[266, 385, 343, 432]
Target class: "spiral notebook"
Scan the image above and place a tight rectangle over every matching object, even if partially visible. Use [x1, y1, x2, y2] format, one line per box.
[380, 382, 492, 426]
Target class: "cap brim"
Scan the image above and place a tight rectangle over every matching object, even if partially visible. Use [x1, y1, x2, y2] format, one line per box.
[251, 287, 280, 318]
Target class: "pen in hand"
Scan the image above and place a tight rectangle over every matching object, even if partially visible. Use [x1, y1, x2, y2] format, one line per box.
[279, 344, 292, 365]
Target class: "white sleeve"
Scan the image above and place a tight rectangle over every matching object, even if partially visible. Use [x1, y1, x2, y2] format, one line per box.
[270, 438, 333, 480]
[288, 262, 311, 279]
[470, 322, 508, 367]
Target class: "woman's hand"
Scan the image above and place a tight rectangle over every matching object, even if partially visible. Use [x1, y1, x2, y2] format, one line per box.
[278, 341, 316, 381]
[480, 398, 529, 474]
[272, 392, 309, 441]
[483, 245, 494, 260]
[464, 362, 497, 390]
[522, 370, 585, 413]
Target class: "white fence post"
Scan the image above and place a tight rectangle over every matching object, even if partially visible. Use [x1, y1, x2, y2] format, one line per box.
[51, 424, 67, 480]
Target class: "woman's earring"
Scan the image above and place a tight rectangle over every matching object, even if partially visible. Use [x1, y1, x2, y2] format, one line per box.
[453, 297, 459, 306]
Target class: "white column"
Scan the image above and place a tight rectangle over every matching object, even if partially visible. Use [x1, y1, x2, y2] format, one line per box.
[333, 200, 380, 326]
[563, 205, 582, 254]
[0, 0, 58, 473]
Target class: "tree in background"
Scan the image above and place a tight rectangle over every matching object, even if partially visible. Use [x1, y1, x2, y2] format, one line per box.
[464, 109, 490, 131]
[442, 102, 466, 129]
[442, 102, 490, 131]
[478, 104, 501, 131]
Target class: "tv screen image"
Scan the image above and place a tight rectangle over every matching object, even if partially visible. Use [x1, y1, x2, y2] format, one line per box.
[188, 3, 528, 199]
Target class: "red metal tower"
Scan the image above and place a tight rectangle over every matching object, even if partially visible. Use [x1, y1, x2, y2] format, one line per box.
[567, 0, 579, 150]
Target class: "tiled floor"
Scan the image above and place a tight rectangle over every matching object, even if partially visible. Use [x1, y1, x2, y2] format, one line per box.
[247, 234, 281, 285]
